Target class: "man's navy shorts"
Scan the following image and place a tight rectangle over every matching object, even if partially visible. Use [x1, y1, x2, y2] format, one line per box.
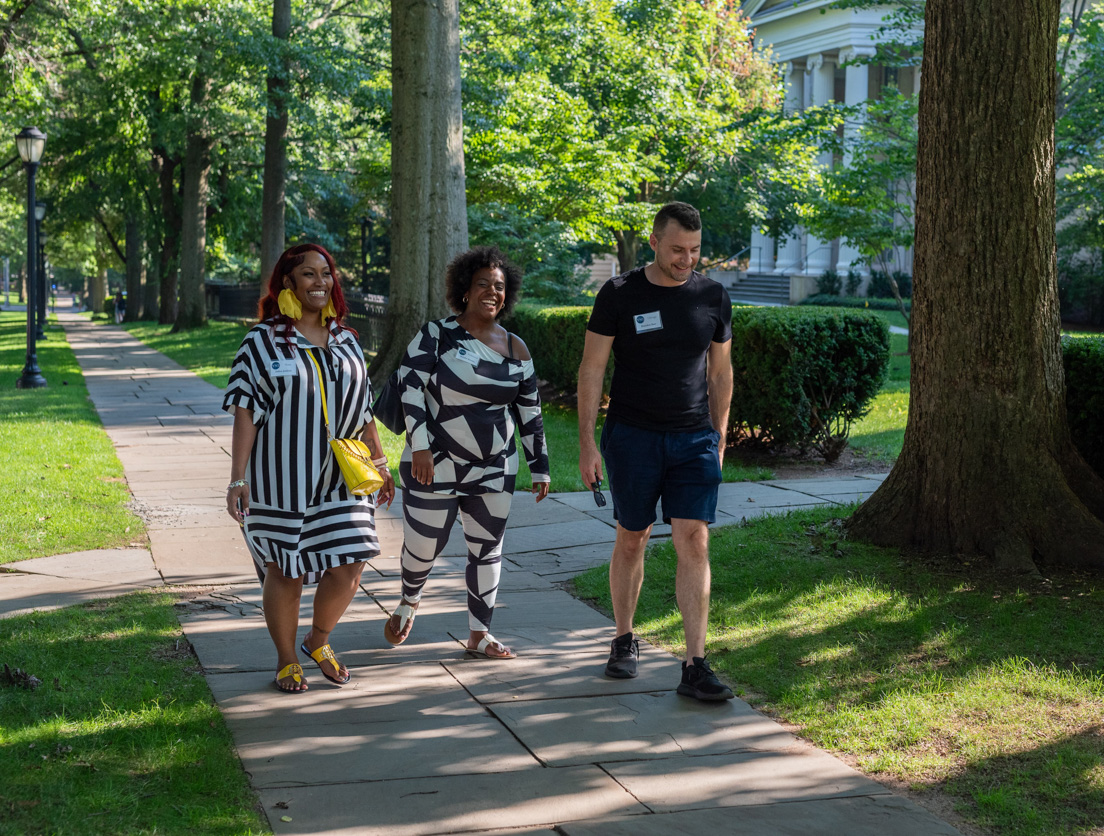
[600, 419, 722, 531]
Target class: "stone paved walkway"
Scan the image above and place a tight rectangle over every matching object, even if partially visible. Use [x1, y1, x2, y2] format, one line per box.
[0, 313, 962, 835]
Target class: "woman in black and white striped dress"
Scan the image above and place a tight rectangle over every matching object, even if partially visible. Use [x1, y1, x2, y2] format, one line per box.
[383, 246, 550, 659]
[224, 244, 395, 692]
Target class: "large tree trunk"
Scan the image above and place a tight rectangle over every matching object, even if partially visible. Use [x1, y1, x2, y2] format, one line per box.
[175, 71, 212, 332]
[614, 229, 640, 274]
[259, 0, 290, 287]
[124, 214, 144, 321]
[91, 267, 108, 315]
[369, 0, 468, 383]
[848, 0, 1104, 570]
[156, 154, 180, 324]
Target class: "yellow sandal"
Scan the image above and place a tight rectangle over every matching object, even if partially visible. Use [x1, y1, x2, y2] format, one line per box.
[300, 641, 350, 685]
[274, 663, 308, 693]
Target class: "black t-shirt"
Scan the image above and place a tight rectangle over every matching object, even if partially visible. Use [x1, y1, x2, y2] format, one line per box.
[587, 267, 732, 432]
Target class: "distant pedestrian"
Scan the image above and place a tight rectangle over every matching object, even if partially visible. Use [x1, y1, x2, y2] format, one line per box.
[113, 292, 126, 324]
[383, 246, 550, 659]
[224, 243, 395, 693]
[577, 202, 735, 701]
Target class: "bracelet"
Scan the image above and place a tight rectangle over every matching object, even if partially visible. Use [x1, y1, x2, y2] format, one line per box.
[227, 479, 248, 491]
[372, 456, 389, 468]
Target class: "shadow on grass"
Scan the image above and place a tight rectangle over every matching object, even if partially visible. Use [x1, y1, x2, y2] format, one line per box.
[0, 593, 265, 835]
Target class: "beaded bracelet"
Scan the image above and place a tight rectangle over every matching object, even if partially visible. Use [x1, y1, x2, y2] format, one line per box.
[372, 456, 389, 469]
[227, 479, 248, 491]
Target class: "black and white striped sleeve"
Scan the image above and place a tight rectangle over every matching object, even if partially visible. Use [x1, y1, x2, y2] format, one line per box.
[515, 359, 549, 482]
[396, 321, 440, 452]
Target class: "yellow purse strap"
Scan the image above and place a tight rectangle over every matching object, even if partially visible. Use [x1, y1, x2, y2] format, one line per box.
[305, 351, 333, 440]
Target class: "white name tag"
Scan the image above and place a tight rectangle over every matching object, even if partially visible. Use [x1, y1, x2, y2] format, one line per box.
[268, 359, 297, 377]
[633, 311, 663, 333]
[455, 347, 480, 366]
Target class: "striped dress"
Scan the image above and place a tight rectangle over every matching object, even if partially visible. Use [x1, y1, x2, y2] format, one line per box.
[397, 316, 550, 493]
[222, 320, 380, 584]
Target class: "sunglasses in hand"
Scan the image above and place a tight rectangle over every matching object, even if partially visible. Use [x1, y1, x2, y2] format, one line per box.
[591, 479, 607, 507]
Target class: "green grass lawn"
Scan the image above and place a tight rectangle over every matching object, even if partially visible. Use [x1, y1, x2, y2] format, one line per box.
[0, 592, 266, 835]
[572, 506, 1104, 836]
[0, 312, 143, 564]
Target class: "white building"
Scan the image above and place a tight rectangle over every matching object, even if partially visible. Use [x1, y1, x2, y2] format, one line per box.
[733, 0, 921, 304]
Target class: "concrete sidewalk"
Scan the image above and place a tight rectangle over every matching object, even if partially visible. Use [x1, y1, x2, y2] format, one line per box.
[0, 313, 962, 835]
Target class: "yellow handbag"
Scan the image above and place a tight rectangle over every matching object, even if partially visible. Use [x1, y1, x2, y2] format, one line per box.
[306, 352, 385, 496]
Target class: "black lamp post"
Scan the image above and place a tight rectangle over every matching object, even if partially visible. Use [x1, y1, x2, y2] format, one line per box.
[15, 127, 46, 389]
[34, 201, 46, 340]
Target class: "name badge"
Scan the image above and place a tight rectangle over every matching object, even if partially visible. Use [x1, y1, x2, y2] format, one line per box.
[268, 359, 297, 377]
[455, 347, 480, 366]
[633, 311, 663, 334]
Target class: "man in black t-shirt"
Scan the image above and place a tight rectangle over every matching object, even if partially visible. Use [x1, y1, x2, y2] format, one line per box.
[578, 202, 734, 701]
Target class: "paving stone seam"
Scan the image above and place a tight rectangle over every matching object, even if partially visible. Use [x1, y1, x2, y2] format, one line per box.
[596, 762, 656, 815]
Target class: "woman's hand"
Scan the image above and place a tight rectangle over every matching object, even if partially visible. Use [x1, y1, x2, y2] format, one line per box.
[378, 467, 396, 508]
[411, 449, 435, 486]
[227, 481, 250, 525]
[531, 481, 549, 503]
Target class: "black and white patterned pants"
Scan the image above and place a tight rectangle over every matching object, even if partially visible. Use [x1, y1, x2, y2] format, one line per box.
[400, 487, 513, 631]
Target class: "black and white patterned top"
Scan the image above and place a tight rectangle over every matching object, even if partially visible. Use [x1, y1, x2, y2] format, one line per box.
[222, 320, 380, 583]
[397, 317, 550, 495]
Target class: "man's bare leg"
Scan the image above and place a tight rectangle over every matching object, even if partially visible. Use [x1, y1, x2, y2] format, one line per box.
[671, 518, 711, 664]
[609, 524, 652, 637]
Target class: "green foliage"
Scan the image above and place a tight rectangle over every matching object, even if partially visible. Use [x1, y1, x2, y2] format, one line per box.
[868, 269, 913, 299]
[802, 294, 912, 313]
[461, 0, 781, 257]
[730, 307, 890, 461]
[803, 91, 917, 276]
[1063, 335, 1104, 477]
[468, 203, 592, 304]
[816, 270, 842, 296]
[0, 592, 266, 834]
[507, 304, 604, 393]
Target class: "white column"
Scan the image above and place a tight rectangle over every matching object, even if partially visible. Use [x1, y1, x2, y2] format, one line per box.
[835, 46, 874, 279]
[750, 227, 775, 273]
[805, 53, 836, 276]
[775, 60, 807, 274]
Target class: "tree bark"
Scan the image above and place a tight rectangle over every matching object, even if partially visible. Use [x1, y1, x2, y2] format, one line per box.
[91, 267, 108, 315]
[848, 0, 1104, 570]
[175, 70, 213, 331]
[614, 229, 640, 274]
[155, 153, 180, 324]
[259, 0, 290, 288]
[124, 213, 144, 321]
[369, 0, 468, 383]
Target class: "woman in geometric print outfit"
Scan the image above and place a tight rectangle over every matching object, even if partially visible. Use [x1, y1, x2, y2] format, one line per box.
[383, 246, 549, 659]
[224, 244, 395, 692]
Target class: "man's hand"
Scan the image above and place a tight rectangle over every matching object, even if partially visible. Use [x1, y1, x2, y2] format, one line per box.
[579, 442, 604, 492]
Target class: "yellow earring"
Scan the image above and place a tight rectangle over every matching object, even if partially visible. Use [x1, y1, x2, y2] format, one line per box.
[278, 288, 302, 319]
[321, 299, 337, 321]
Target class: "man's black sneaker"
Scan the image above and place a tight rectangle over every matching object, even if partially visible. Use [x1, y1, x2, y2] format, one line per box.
[676, 657, 734, 701]
[604, 632, 639, 679]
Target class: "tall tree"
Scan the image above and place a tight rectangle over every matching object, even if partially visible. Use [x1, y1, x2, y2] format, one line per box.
[259, 0, 290, 286]
[848, 0, 1104, 569]
[371, 0, 468, 380]
[175, 65, 214, 330]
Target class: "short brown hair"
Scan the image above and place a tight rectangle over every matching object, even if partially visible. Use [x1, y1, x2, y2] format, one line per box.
[652, 202, 701, 237]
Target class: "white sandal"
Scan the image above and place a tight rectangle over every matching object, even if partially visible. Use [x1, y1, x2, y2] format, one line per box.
[467, 634, 517, 660]
[384, 601, 417, 646]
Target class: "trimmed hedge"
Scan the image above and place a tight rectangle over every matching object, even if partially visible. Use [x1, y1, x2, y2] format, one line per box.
[802, 295, 912, 313]
[507, 304, 611, 393]
[1064, 336, 1104, 477]
[731, 307, 890, 460]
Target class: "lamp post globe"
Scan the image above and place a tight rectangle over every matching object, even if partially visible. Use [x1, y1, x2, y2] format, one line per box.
[15, 127, 46, 389]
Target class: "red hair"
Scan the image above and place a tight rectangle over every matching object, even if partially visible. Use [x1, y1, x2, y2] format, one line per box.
[257, 244, 355, 354]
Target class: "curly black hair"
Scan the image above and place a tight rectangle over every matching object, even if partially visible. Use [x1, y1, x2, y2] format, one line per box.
[445, 246, 523, 319]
